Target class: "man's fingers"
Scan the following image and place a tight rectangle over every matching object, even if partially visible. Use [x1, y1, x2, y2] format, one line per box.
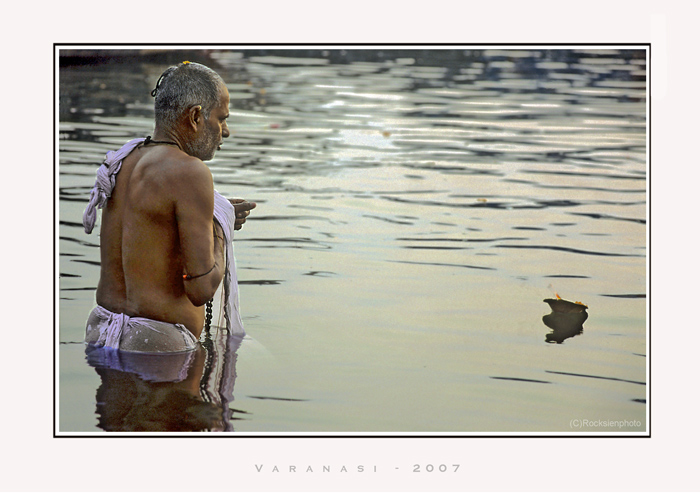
[235, 202, 255, 218]
[238, 201, 256, 213]
[230, 199, 257, 212]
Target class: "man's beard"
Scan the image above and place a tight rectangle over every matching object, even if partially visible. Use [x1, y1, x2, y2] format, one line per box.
[185, 126, 219, 161]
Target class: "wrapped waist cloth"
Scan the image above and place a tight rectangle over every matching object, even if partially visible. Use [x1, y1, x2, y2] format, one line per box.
[85, 343, 197, 383]
[86, 305, 199, 353]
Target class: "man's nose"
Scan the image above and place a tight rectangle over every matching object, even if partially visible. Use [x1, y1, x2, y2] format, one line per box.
[222, 123, 230, 138]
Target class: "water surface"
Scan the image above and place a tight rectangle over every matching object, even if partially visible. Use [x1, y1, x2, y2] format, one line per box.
[58, 48, 647, 434]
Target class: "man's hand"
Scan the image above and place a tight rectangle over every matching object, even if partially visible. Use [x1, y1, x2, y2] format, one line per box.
[229, 199, 257, 230]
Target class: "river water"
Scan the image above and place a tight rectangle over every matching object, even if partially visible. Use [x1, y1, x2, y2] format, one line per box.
[57, 47, 647, 434]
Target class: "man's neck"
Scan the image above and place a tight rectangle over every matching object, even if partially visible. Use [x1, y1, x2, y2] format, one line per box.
[150, 127, 186, 151]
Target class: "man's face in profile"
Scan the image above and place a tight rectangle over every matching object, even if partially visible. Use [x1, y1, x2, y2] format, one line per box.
[192, 84, 231, 161]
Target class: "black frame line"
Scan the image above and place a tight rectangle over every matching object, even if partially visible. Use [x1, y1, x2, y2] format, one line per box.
[54, 42, 651, 439]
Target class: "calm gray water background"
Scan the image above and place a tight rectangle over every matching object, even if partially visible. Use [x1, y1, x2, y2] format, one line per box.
[58, 48, 647, 433]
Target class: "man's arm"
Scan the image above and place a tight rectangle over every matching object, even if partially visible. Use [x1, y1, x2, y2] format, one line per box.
[173, 159, 225, 306]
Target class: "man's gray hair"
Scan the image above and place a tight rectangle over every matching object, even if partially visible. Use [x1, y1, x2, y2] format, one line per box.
[152, 62, 224, 129]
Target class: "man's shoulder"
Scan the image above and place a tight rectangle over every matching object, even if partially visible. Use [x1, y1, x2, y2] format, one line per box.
[165, 150, 210, 175]
[159, 152, 214, 202]
[139, 150, 212, 188]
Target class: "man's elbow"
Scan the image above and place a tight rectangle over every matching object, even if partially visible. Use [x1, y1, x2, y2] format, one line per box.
[184, 272, 224, 306]
[187, 291, 212, 307]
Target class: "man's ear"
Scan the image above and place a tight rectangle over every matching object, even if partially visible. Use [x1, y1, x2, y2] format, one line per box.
[187, 105, 203, 130]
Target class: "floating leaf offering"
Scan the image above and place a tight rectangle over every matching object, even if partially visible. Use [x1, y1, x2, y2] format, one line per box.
[543, 295, 588, 314]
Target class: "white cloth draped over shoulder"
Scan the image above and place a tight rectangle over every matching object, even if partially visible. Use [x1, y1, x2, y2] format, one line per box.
[83, 138, 245, 338]
[83, 137, 145, 234]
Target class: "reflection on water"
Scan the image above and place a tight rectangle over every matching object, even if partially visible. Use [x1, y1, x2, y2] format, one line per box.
[543, 311, 589, 344]
[86, 329, 243, 432]
[58, 48, 647, 433]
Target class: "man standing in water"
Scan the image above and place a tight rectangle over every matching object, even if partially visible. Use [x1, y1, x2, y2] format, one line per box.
[82, 61, 255, 352]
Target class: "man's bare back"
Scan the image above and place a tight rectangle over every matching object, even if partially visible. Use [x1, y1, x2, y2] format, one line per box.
[96, 142, 225, 336]
[84, 62, 256, 351]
